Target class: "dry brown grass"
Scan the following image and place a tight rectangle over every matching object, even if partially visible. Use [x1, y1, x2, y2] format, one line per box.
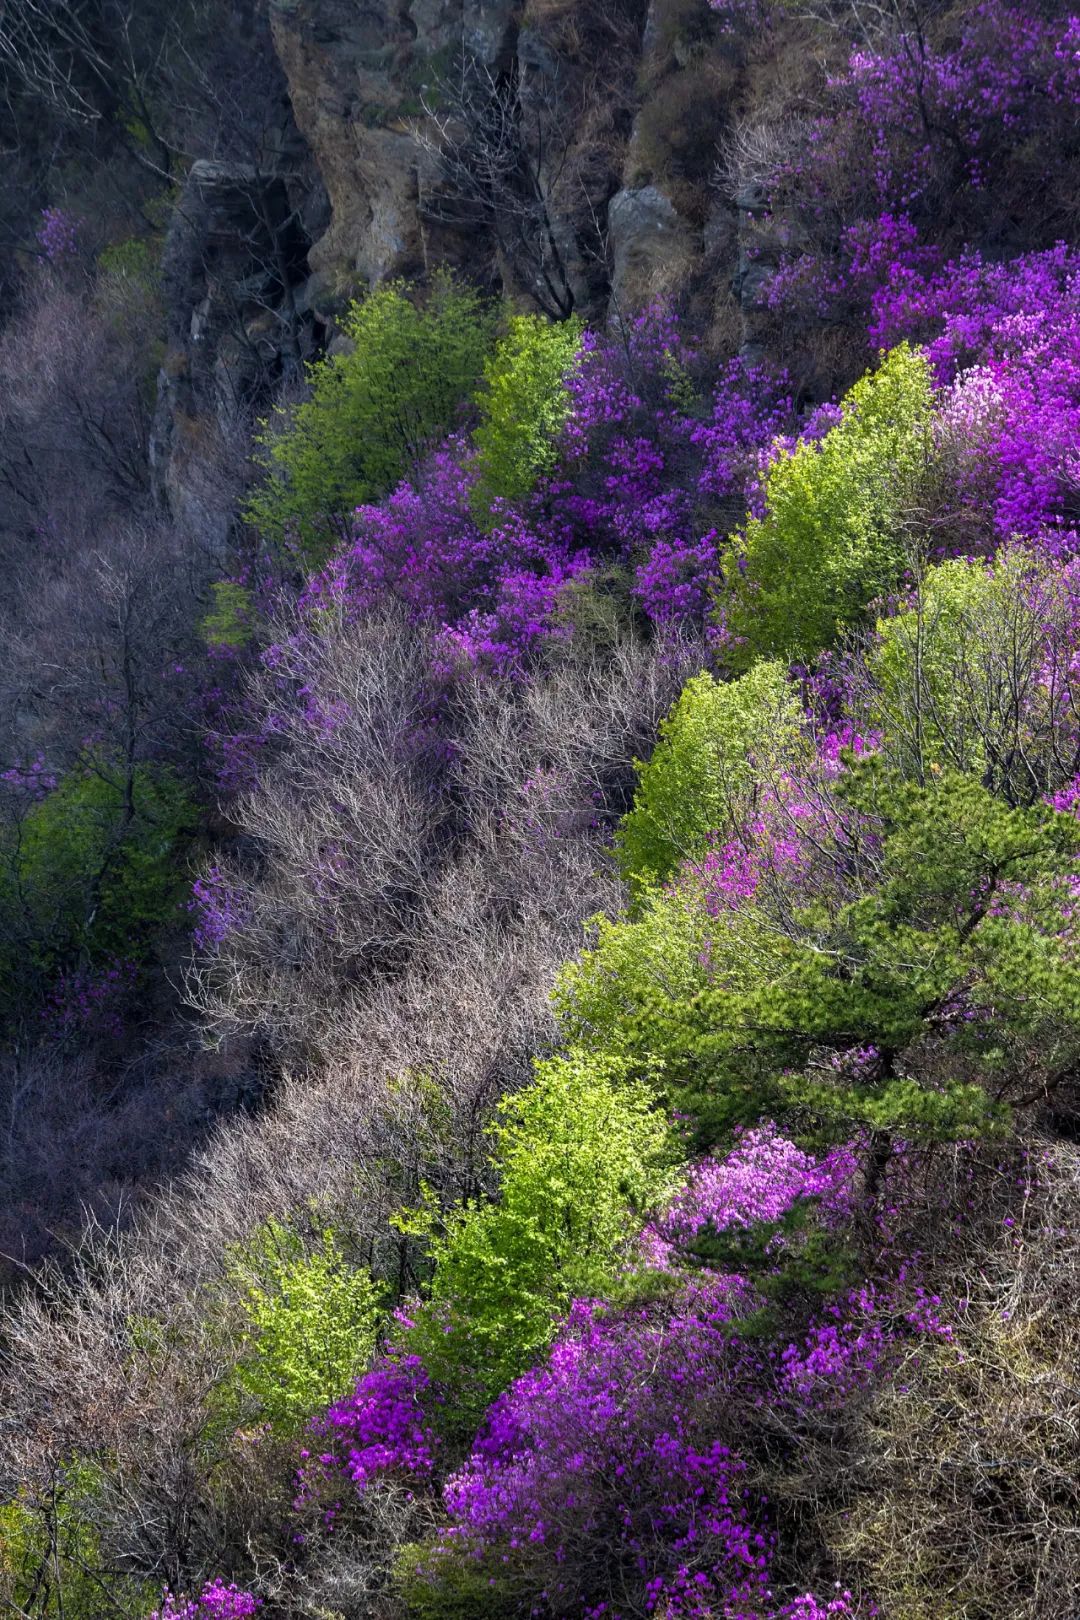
[821, 1142, 1080, 1619]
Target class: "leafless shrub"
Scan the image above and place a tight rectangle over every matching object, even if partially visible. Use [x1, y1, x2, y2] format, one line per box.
[417, 53, 581, 319]
[0, 1041, 254, 1287]
[0, 263, 160, 555]
[718, 114, 814, 205]
[188, 611, 702, 1062]
[0, 624, 699, 1586]
[780, 0, 951, 48]
[0, 515, 213, 784]
[820, 1139, 1080, 1619]
[186, 606, 453, 1058]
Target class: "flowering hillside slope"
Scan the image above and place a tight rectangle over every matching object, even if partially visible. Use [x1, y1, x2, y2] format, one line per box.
[2, 3, 1080, 1618]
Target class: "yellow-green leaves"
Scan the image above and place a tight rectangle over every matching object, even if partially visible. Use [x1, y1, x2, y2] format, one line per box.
[470, 312, 583, 523]
[725, 343, 935, 665]
[402, 1051, 676, 1423]
[227, 1219, 382, 1434]
[246, 275, 494, 562]
[615, 660, 808, 897]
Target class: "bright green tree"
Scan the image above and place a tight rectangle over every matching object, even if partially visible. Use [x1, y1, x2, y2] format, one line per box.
[639, 760, 1080, 1157]
[246, 275, 495, 561]
[400, 1050, 676, 1425]
[615, 660, 808, 897]
[0, 1463, 152, 1619]
[725, 343, 935, 666]
[0, 757, 194, 1013]
[470, 312, 583, 522]
[226, 1218, 383, 1435]
[200, 579, 254, 650]
[555, 872, 785, 1068]
[865, 547, 1076, 807]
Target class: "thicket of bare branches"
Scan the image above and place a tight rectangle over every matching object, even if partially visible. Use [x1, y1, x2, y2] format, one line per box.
[187, 610, 699, 1061]
[0, 0, 301, 180]
[0, 264, 160, 554]
[822, 1141, 1080, 1619]
[0, 623, 701, 1595]
[418, 54, 581, 319]
[416, 0, 644, 320]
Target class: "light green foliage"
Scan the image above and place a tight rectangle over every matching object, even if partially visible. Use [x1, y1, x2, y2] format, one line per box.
[470, 313, 583, 521]
[227, 1218, 383, 1435]
[643, 760, 1080, 1147]
[0, 758, 194, 990]
[555, 876, 783, 1066]
[246, 275, 495, 560]
[555, 892, 716, 1055]
[726, 343, 936, 666]
[0, 1463, 152, 1618]
[201, 579, 255, 649]
[870, 554, 997, 759]
[867, 548, 1072, 805]
[615, 661, 808, 896]
[394, 1542, 512, 1620]
[402, 1051, 677, 1422]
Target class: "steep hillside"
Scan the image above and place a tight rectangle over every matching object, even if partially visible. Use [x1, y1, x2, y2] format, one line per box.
[1, 3, 1080, 1619]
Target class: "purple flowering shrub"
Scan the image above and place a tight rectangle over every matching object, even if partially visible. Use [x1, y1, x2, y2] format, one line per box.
[751, 2, 1080, 377]
[39, 957, 138, 1042]
[871, 245, 1080, 548]
[641, 1123, 857, 1272]
[430, 1288, 775, 1619]
[0, 755, 58, 798]
[389, 1121, 946, 1619]
[189, 863, 250, 955]
[36, 206, 80, 261]
[324, 1282, 884, 1618]
[295, 1349, 440, 1515]
[151, 1581, 261, 1618]
[707, 0, 778, 35]
[291, 1095, 970, 1618]
[279, 310, 795, 690]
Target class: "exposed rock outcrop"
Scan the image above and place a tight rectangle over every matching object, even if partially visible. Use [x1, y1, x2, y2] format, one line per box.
[150, 159, 318, 538]
[265, 0, 653, 323]
[267, 0, 521, 311]
[151, 0, 775, 515]
[607, 183, 695, 316]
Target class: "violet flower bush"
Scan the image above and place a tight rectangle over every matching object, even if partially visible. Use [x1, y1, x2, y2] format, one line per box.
[151, 1582, 261, 1619]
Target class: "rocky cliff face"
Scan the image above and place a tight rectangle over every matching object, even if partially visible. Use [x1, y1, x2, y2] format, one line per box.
[261, 0, 761, 333]
[151, 160, 319, 538]
[153, 0, 773, 522]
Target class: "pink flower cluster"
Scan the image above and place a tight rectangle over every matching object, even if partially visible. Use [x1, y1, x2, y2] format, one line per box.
[643, 1124, 857, 1271]
[870, 245, 1080, 550]
[40, 958, 137, 1042]
[37, 206, 79, 261]
[438, 1288, 775, 1619]
[189, 863, 249, 953]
